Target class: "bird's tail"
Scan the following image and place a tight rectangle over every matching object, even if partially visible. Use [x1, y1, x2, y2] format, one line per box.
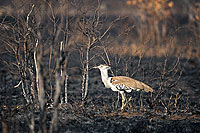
[143, 83, 154, 93]
[133, 80, 154, 93]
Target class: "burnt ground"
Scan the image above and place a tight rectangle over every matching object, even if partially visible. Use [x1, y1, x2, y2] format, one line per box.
[0, 53, 200, 133]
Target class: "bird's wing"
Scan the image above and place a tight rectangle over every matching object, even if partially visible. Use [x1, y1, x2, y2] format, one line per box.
[111, 76, 154, 93]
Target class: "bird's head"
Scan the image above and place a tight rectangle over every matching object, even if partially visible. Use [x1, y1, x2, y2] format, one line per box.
[93, 64, 111, 71]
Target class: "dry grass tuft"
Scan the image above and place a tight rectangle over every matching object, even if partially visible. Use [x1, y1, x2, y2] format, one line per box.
[109, 43, 200, 60]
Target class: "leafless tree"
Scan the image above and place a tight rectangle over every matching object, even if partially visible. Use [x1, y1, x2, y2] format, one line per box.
[73, 0, 121, 103]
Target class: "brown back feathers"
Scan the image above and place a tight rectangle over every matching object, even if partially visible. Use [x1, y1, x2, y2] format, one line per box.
[111, 76, 154, 93]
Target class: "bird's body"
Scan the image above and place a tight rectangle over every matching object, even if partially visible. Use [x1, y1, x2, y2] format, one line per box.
[94, 64, 154, 110]
[111, 76, 154, 93]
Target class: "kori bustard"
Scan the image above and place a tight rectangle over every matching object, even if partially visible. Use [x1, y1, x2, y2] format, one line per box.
[94, 64, 154, 110]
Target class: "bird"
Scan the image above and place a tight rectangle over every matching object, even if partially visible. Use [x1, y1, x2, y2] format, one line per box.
[93, 64, 154, 110]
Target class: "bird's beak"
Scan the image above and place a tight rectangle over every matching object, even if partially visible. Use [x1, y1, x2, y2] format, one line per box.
[93, 66, 98, 69]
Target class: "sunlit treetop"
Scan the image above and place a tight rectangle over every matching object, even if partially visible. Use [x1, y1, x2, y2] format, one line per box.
[126, 0, 174, 19]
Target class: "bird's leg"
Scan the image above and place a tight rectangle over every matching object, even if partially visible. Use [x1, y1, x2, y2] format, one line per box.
[127, 96, 133, 109]
[120, 92, 134, 111]
[120, 91, 126, 111]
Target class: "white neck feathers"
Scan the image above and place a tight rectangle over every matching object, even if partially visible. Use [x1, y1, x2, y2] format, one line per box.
[100, 69, 109, 79]
[99, 69, 112, 88]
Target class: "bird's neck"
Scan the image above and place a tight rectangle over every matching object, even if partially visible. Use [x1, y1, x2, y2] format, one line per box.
[100, 69, 111, 88]
[100, 69, 109, 80]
